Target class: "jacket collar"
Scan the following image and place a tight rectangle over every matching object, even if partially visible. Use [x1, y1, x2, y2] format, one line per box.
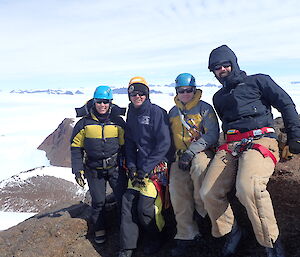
[129, 99, 151, 114]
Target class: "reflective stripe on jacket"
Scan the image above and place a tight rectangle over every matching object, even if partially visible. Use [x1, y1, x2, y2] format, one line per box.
[70, 111, 125, 174]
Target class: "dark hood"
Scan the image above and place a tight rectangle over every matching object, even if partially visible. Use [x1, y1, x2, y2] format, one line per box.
[208, 45, 246, 86]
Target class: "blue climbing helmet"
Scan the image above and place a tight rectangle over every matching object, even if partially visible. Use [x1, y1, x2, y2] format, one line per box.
[93, 85, 113, 100]
[175, 73, 196, 88]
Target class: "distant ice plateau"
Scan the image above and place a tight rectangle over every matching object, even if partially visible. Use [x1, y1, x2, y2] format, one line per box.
[10, 89, 84, 95]
[8, 83, 222, 95]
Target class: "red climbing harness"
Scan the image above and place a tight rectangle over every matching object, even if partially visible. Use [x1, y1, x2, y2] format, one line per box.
[218, 127, 278, 165]
[226, 127, 275, 142]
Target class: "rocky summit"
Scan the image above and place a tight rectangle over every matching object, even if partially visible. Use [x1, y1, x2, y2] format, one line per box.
[0, 116, 300, 257]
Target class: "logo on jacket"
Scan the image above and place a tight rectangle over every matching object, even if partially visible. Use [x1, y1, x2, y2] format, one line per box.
[139, 115, 150, 125]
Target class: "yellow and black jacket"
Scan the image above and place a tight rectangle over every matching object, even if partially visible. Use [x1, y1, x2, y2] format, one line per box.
[70, 104, 126, 174]
[169, 89, 219, 154]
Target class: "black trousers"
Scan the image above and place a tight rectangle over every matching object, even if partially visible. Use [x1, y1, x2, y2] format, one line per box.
[85, 166, 127, 231]
[119, 188, 160, 249]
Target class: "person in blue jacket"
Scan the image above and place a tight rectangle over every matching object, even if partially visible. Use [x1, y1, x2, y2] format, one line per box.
[118, 76, 171, 257]
[200, 45, 300, 257]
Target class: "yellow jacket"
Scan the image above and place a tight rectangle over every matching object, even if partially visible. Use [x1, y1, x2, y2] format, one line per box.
[168, 89, 219, 153]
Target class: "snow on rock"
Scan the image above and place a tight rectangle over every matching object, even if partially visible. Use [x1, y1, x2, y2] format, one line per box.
[0, 166, 86, 213]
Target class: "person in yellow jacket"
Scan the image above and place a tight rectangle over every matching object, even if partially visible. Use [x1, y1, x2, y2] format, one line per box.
[168, 73, 219, 256]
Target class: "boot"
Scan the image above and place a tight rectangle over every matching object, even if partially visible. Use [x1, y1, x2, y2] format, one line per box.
[171, 239, 193, 257]
[171, 234, 204, 257]
[265, 238, 285, 257]
[94, 230, 106, 244]
[220, 222, 243, 257]
[143, 236, 163, 255]
[118, 249, 133, 257]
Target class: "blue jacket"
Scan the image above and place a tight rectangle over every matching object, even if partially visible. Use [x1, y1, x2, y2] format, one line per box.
[209, 45, 300, 142]
[125, 99, 171, 174]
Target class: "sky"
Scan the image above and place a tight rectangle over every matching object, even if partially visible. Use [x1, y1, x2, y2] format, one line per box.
[1, 0, 300, 90]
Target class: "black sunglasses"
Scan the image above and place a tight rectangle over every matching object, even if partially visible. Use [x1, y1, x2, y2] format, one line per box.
[129, 91, 146, 97]
[94, 99, 111, 104]
[176, 87, 195, 94]
[213, 62, 231, 71]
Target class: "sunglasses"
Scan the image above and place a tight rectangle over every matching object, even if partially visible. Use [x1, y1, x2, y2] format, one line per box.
[94, 99, 111, 104]
[213, 62, 231, 71]
[129, 91, 146, 97]
[176, 87, 195, 94]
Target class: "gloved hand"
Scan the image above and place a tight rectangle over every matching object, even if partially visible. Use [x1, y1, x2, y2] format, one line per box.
[132, 170, 147, 187]
[281, 145, 293, 160]
[178, 150, 195, 171]
[128, 167, 137, 180]
[75, 170, 86, 188]
[289, 140, 300, 154]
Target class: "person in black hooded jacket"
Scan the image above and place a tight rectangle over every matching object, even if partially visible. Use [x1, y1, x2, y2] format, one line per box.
[200, 45, 300, 257]
[71, 85, 127, 245]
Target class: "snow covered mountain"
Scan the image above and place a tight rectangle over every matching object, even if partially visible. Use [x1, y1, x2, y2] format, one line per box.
[0, 166, 85, 213]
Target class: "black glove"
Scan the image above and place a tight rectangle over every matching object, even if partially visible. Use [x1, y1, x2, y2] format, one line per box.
[128, 167, 137, 180]
[289, 140, 300, 154]
[75, 170, 86, 188]
[132, 170, 147, 187]
[178, 150, 195, 171]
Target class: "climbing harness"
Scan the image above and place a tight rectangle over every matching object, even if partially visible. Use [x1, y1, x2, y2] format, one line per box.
[177, 108, 201, 142]
[218, 127, 278, 165]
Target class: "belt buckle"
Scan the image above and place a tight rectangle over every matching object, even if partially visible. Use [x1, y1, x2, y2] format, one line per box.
[177, 150, 184, 156]
[103, 159, 107, 169]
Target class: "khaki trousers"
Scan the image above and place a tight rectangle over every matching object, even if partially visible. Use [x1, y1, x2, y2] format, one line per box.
[169, 150, 213, 240]
[200, 137, 280, 248]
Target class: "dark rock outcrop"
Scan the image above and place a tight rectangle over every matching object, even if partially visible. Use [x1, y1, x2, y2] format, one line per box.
[0, 169, 84, 212]
[38, 118, 74, 167]
[0, 202, 98, 257]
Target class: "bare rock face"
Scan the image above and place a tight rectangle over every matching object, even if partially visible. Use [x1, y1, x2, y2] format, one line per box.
[0, 202, 99, 257]
[0, 201, 122, 257]
[38, 118, 74, 167]
[0, 171, 84, 212]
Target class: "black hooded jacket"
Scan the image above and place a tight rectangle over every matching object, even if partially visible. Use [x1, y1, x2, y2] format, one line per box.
[208, 45, 300, 142]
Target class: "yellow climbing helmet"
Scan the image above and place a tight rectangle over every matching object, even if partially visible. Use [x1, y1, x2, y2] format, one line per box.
[128, 76, 149, 99]
[128, 76, 148, 87]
